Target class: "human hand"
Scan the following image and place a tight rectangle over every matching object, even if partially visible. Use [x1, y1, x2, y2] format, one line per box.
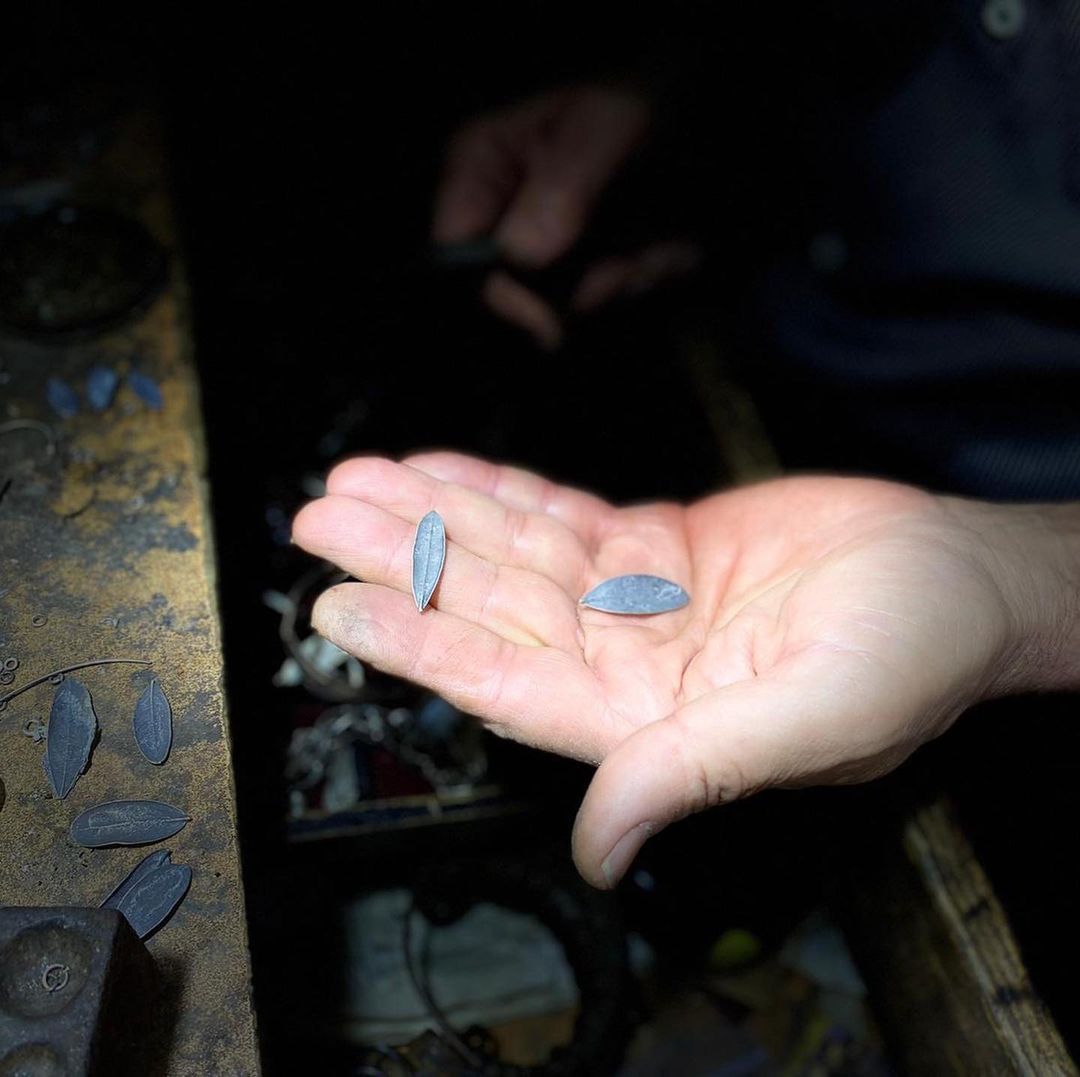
[292, 454, 1080, 888]
[433, 85, 698, 348]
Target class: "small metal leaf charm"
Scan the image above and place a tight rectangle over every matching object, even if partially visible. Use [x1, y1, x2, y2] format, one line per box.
[101, 849, 173, 910]
[116, 864, 192, 939]
[579, 574, 690, 615]
[70, 800, 190, 847]
[46, 376, 80, 419]
[86, 365, 119, 411]
[133, 679, 172, 764]
[45, 677, 98, 799]
[128, 370, 164, 410]
[411, 510, 446, 612]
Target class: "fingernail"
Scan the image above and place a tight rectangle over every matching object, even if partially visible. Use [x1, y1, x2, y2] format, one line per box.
[600, 821, 654, 889]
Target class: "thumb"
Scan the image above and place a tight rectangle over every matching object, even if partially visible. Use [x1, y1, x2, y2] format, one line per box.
[571, 657, 916, 889]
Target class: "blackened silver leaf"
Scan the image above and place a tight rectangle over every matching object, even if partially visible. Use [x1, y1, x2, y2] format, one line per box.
[70, 800, 190, 847]
[133, 678, 172, 764]
[86, 365, 119, 411]
[579, 574, 690, 615]
[101, 849, 173, 910]
[128, 370, 164, 410]
[45, 677, 98, 799]
[411, 510, 446, 612]
[46, 376, 79, 419]
[116, 864, 192, 939]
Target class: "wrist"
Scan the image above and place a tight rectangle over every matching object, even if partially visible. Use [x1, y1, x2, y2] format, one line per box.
[948, 498, 1080, 695]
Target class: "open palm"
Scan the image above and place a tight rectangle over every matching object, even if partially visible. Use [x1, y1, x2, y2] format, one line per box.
[293, 453, 1014, 886]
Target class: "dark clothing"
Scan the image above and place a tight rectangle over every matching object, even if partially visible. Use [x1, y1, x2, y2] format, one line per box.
[742, 0, 1080, 498]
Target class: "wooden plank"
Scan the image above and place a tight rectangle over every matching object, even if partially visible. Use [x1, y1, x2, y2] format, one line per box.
[0, 107, 259, 1073]
[838, 795, 1075, 1076]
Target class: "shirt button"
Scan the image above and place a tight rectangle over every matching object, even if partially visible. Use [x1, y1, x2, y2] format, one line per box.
[981, 0, 1025, 40]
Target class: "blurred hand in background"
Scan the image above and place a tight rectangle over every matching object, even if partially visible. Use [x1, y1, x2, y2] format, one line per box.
[433, 85, 700, 348]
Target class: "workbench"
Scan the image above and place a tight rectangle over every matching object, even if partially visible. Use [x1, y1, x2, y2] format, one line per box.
[0, 105, 258, 1073]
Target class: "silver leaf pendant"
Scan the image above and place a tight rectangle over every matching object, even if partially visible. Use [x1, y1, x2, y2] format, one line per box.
[411, 510, 446, 612]
[579, 574, 690, 615]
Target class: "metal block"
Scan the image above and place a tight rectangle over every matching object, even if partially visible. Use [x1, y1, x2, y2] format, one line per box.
[0, 907, 157, 1076]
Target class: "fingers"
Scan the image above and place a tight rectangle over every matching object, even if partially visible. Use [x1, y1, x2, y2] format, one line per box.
[495, 88, 652, 266]
[571, 650, 916, 889]
[400, 451, 616, 549]
[324, 456, 592, 593]
[432, 118, 522, 244]
[292, 494, 581, 650]
[313, 582, 611, 761]
[434, 87, 651, 267]
[572, 241, 703, 311]
[481, 270, 563, 350]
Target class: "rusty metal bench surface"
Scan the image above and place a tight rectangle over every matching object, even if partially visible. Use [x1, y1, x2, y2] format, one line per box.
[0, 108, 258, 1073]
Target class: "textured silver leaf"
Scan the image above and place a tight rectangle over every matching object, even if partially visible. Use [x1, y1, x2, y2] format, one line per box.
[116, 864, 192, 939]
[45, 677, 98, 799]
[579, 574, 690, 615]
[101, 849, 173, 910]
[411, 510, 446, 612]
[133, 678, 172, 764]
[70, 800, 190, 847]
[86, 365, 119, 411]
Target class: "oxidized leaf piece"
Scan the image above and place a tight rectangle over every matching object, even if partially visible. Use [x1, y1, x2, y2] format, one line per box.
[128, 370, 164, 410]
[45, 677, 98, 799]
[46, 376, 79, 419]
[70, 800, 190, 848]
[579, 574, 690, 615]
[411, 510, 446, 612]
[116, 864, 192, 939]
[133, 679, 172, 764]
[101, 849, 173, 910]
[86, 365, 119, 412]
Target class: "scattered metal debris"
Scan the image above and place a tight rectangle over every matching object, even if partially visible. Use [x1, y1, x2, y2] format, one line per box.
[0, 672, 13, 686]
[271, 633, 364, 691]
[31, 615, 47, 627]
[3, 657, 18, 670]
[133, 678, 172, 765]
[0, 658, 150, 712]
[412, 510, 446, 612]
[273, 565, 361, 702]
[41, 963, 70, 993]
[70, 800, 190, 848]
[286, 696, 487, 806]
[0, 418, 57, 457]
[85, 365, 119, 411]
[115, 864, 192, 939]
[45, 677, 98, 799]
[579, 574, 690, 615]
[101, 849, 172, 909]
[46, 376, 80, 419]
[22, 717, 45, 743]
